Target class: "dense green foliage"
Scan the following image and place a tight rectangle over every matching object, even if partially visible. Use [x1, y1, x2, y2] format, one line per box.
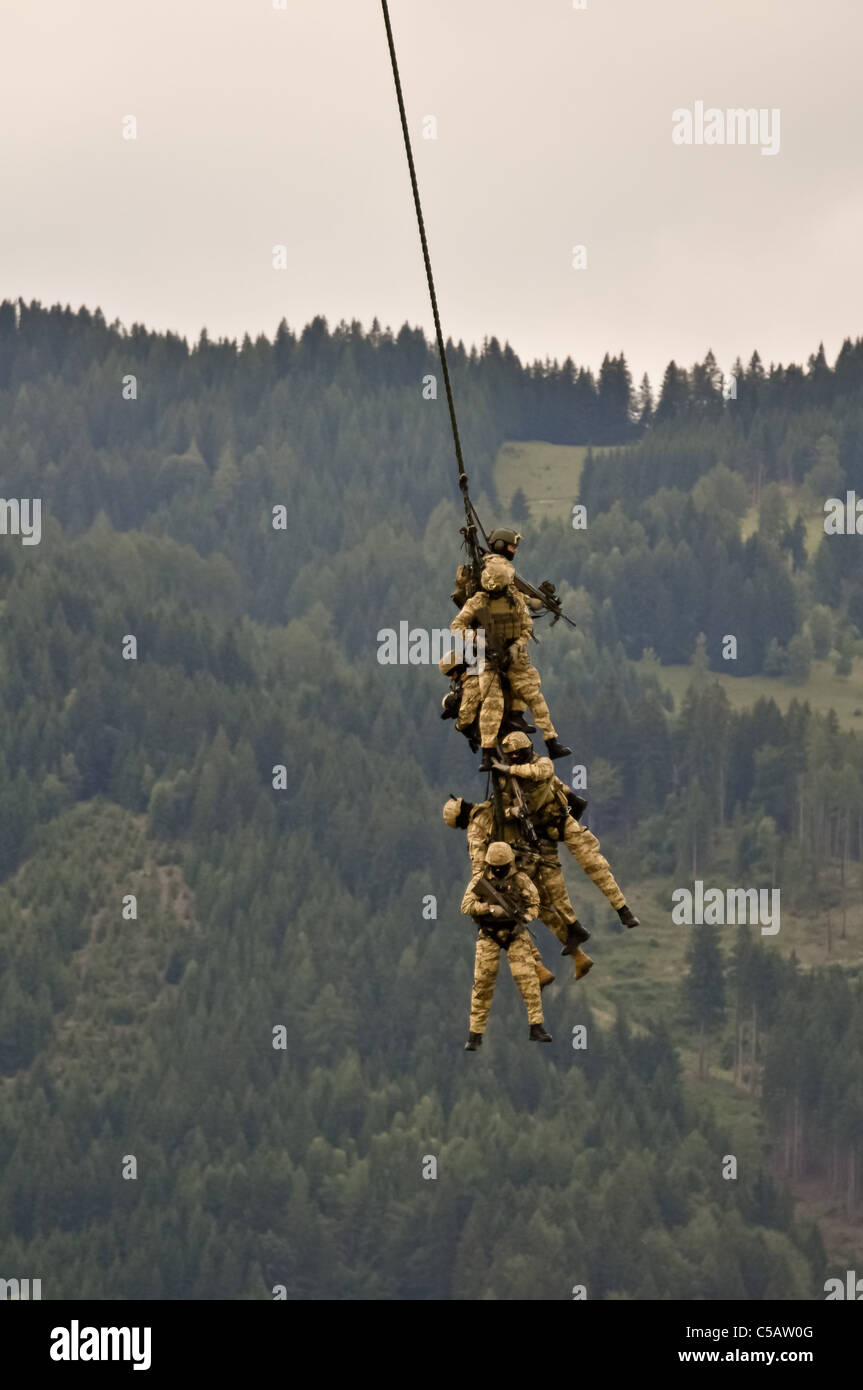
[0, 302, 859, 1299]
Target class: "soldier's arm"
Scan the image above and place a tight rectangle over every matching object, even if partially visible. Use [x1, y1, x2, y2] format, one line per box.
[450, 592, 483, 635]
[507, 756, 555, 782]
[515, 873, 540, 921]
[512, 591, 534, 642]
[461, 876, 492, 916]
[467, 808, 493, 875]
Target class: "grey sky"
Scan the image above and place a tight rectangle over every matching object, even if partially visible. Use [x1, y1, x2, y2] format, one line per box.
[2, 0, 861, 390]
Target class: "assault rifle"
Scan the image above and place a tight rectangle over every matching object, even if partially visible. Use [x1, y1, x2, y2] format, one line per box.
[501, 771, 541, 850]
[472, 875, 531, 948]
[514, 575, 577, 629]
[490, 766, 509, 842]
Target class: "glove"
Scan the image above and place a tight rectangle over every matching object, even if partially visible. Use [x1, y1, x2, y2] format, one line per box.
[491, 760, 509, 773]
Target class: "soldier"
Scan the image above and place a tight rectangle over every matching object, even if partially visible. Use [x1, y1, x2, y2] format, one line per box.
[450, 528, 533, 606]
[492, 731, 640, 932]
[450, 553, 571, 772]
[461, 842, 552, 1049]
[443, 795, 592, 981]
[444, 794, 556, 988]
[439, 649, 535, 752]
[487, 528, 521, 564]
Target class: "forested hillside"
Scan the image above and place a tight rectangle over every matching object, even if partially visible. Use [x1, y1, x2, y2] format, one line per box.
[0, 301, 860, 1298]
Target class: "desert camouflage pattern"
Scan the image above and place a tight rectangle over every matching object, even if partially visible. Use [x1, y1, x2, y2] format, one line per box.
[454, 670, 482, 730]
[471, 660, 556, 747]
[529, 940, 555, 987]
[480, 553, 517, 591]
[466, 801, 495, 872]
[461, 799, 597, 980]
[448, 668, 528, 736]
[467, 799, 570, 935]
[468, 784, 624, 924]
[561, 816, 626, 910]
[475, 666, 506, 746]
[504, 644, 557, 739]
[466, 799, 526, 871]
[469, 930, 544, 1031]
[461, 867, 539, 921]
[450, 584, 533, 646]
[528, 855, 577, 942]
[450, 577, 559, 746]
[462, 867, 542, 1031]
[463, 808, 552, 981]
[504, 753, 560, 813]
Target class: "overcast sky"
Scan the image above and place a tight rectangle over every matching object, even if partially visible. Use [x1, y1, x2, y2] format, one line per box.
[2, 0, 861, 388]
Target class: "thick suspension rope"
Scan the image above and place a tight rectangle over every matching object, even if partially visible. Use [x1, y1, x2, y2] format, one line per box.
[380, 1, 487, 558]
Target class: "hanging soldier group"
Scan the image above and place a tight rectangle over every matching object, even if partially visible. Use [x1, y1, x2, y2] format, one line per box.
[440, 528, 639, 1050]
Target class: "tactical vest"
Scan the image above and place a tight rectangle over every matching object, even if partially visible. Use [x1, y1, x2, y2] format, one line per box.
[512, 760, 568, 824]
[481, 591, 522, 645]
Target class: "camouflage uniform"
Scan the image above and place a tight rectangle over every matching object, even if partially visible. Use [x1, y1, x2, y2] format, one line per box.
[450, 556, 558, 748]
[440, 653, 529, 739]
[505, 756, 626, 911]
[560, 816, 625, 910]
[467, 799, 575, 947]
[461, 868, 543, 1032]
[462, 801, 551, 981]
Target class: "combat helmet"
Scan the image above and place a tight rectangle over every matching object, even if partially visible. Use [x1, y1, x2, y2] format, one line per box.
[501, 731, 532, 754]
[438, 649, 464, 677]
[488, 528, 521, 556]
[443, 796, 473, 829]
[485, 841, 515, 870]
[481, 554, 514, 593]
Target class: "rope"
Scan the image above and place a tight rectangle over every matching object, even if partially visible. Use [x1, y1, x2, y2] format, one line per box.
[380, 1, 483, 550]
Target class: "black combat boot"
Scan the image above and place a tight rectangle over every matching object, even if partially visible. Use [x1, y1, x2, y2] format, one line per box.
[544, 737, 572, 760]
[504, 711, 537, 735]
[479, 747, 496, 772]
[560, 919, 590, 955]
[529, 1023, 552, 1042]
[618, 905, 639, 929]
[464, 1032, 483, 1051]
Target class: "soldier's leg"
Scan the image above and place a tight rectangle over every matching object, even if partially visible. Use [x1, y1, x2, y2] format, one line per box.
[526, 932, 555, 988]
[456, 674, 482, 731]
[535, 862, 574, 947]
[561, 817, 626, 910]
[536, 863, 594, 979]
[507, 649, 557, 740]
[477, 669, 505, 748]
[469, 933, 501, 1034]
[506, 934, 545, 1025]
[468, 826, 490, 878]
